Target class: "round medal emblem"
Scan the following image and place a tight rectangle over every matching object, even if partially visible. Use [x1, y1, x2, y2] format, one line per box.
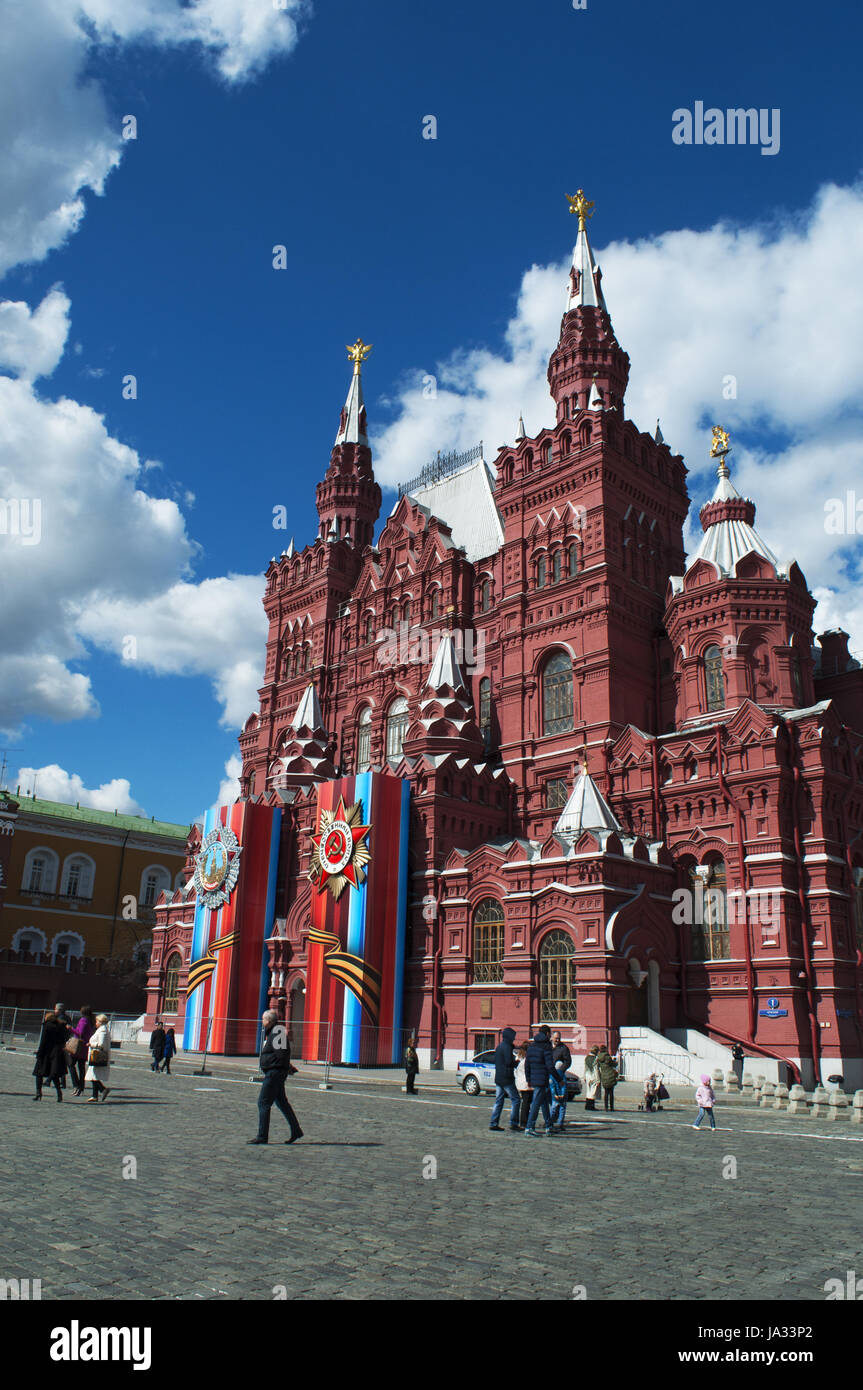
[319, 819, 354, 875]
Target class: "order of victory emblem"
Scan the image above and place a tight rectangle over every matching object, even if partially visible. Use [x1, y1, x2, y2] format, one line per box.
[193, 825, 242, 910]
[309, 798, 371, 900]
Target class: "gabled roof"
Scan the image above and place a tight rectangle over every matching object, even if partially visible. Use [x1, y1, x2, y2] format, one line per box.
[554, 768, 621, 840]
[406, 454, 505, 563]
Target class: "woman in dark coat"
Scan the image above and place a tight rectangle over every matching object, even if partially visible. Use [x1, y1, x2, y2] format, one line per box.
[403, 1038, 419, 1095]
[33, 1011, 68, 1101]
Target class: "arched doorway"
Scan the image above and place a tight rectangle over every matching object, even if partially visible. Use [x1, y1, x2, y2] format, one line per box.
[626, 957, 648, 1025]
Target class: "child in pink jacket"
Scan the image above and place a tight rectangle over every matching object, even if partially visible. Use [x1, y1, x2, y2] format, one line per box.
[692, 1074, 716, 1129]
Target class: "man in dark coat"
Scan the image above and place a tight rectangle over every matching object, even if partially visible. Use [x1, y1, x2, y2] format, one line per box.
[488, 1026, 520, 1131]
[33, 1012, 67, 1101]
[524, 1028, 556, 1135]
[248, 1009, 303, 1145]
[149, 1021, 165, 1072]
[404, 1038, 420, 1094]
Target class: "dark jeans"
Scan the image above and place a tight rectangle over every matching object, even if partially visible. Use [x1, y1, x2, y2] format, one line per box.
[490, 1082, 520, 1127]
[257, 1071, 302, 1141]
[405, 1070, 418, 1094]
[526, 1084, 551, 1131]
[70, 1057, 86, 1090]
[161, 1057, 172, 1073]
[151, 1055, 163, 1071]
[518, 1091, 533, 1128]
[604, 1085, 615, 1111]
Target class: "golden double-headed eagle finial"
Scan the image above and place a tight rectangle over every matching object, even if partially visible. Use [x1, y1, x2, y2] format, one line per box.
[710, 425, 731, 457]
[566, 189, 595, 230]
[347, 339, 372, 373]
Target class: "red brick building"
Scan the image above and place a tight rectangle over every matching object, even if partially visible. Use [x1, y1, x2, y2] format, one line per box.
[148, 201, 863, 1087]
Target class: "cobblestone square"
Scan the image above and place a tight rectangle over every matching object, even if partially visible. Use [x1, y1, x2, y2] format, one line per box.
[1, 1048, 861, 1304]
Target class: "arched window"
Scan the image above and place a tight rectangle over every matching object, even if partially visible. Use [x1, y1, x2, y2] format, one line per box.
[364, 613, 374, 643]
[164, 952, 182, 1013]
[51, 931, 85, 964]
[704, 645, 724, 712]
[479, 677, 492, 749]
[479, 578, 491, 612]
[568, 542, 579, 577]
[402, 600, 411, 624]
[12, 927, 47, 955]
[543, 441, 552, 466]
[537, 556, 547, 588]
[552, 550, 562, 584]
[539, 929, 576, 1022]
[62, 855, 94, 900]
[542, 651, 574, 735]
[356, 706, 372, 773]
[791, 653, 804, 705]
[689, 861, 729, 961]
[22, 847, 58, 894]
[303, 644, 312, 672]
[430, 589, 440, 620]
[386, 696, 409, 761]
[141, 865, 172, 908]
[473, 898, 505, 983]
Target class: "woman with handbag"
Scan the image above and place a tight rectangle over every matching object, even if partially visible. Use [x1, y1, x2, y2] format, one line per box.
[67, 1005, 96, 1096]
[84, 1014, 112, 1103]
[33, 1011, 68, 1101]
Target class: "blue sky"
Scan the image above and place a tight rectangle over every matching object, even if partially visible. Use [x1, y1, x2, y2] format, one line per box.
[2, 0, 862, 824]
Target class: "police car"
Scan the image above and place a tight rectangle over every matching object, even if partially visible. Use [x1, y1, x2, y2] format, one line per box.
[456, 1049, 582, 1098]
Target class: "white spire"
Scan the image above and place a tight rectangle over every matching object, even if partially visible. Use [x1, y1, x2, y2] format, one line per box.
[335, 343, 371, 446]
[290, 681, 324, 732]
[655, 420, 664, 445]
[690, 458, 780, 576]
[567, 221, 607, 312]
[515, 413, 526, 442]
[427, 633, 468, 694]
[554, 764, 621, 840]
[587, 376, 605, 411]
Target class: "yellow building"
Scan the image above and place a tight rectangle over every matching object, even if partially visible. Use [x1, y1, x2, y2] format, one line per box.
[0, 792, 190, 1010]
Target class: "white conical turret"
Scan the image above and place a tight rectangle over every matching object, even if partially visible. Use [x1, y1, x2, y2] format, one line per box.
[554, 762, 621, 840]
[565, 190, 607, 312]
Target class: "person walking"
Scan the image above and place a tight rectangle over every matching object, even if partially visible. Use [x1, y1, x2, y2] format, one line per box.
[488, 1026, 520, 1131]
[549, 1031, 572, 1131]
[583, 1044, 602, 1111]
[514, 1043, 532, 1130]
[524, 1028, 556, 1136]
[33, 1011, 67, 1102]
[692, 1073, 717, 1130]
[403, 1037, 420, 1094]
[161, 1026, 177, 1074]
[84, 1015, 113, 1102]
[54, 1002, 72, 1089]
[731, 1042, 745, 1088]
[68, 1005, 96, 1096]
[149, 1021, 165, 1072]
[248, 1010, 303, 1145]
[598, 1047, 619, 1112]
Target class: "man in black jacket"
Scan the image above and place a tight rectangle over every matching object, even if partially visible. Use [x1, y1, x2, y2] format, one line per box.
[248, 1010, 303, 1145]
[488, 1026, 520, 1131]
[524, 1028, 556, 1135]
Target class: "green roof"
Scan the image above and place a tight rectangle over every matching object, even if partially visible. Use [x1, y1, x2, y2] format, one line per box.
[10, 794, 191, 840]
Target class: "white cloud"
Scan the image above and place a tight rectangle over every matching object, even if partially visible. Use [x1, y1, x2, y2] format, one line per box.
[13, 762, 146, 814]
[0, 295, 264, 734]
[0, 0, 308, 275]
[0, 289, 71, 380]
[372, 180, 863, 657]
[212, 753, 243, 811]
[78, 575, 267, 728]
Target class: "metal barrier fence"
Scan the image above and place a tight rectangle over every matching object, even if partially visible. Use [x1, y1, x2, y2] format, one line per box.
[0, 1007, 143, 1047]
[177, 1016, 433, 1072]
[617, 1047, 699, 1085]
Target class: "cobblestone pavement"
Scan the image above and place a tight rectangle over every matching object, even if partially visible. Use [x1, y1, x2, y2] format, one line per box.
[1, 1048, 861, 1301]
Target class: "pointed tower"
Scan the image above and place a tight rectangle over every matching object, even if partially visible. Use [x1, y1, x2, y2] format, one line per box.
[554, 762, 622, 844]
[273, 681, 337, 787]
[315, 340, 382, 550]
[665, 428, 816, 721]
[547, 190, 630, 420]
[403, 634, 485, 761]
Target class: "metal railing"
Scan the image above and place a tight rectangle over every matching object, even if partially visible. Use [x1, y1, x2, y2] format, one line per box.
[398, 442, 484, 497]
[617, 1047, 699, 1085]
[0, 1007, 142, 1047]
